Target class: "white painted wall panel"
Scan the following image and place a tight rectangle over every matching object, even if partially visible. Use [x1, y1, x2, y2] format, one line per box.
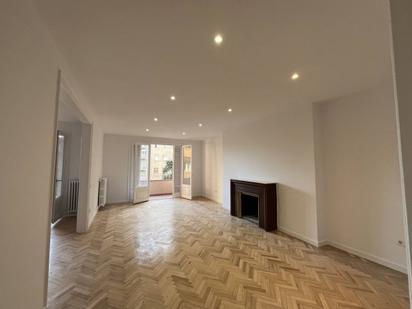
[314, 82, 406, 272]
[222, 105, 319, 244]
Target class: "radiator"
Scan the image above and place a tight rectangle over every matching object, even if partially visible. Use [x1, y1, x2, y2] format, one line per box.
[98, 177, 107, 207]
[67, 178, 79, 216]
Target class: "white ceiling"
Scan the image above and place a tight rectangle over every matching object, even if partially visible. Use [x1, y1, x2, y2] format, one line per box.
[36, 0, 392, 139]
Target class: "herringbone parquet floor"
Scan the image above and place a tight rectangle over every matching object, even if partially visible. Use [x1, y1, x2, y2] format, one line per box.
[48, 198, 409, 309]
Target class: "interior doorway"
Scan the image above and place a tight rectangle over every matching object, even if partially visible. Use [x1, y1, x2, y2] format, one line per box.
[50, 76, 92, 232]
[47, 75, 94, 306]
[51, 82, 91, 232]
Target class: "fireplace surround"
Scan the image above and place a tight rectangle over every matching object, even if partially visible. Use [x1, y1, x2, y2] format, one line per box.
[230, 179, 277, 231]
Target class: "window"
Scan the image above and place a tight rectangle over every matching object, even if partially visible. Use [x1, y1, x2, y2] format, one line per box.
[55, 135, 65, 198]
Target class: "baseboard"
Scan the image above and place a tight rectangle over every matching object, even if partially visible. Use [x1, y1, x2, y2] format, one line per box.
[277, 226, 319, 247]
[150, 193, 173, 196]
[319, 240, 407, 274]
[106, 200, 130, 205]
[199, 195, 223, 205]
[317, 239, 329, 247]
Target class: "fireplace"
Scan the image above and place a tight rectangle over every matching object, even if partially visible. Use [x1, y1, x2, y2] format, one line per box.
[240, 193, 259, 224]
[230, 179, 277, 231]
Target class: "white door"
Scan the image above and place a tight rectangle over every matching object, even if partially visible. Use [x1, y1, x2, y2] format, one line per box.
[173, 145, 181, 197]
[181, 145, 192, 200]
[133, 144, 150, 204]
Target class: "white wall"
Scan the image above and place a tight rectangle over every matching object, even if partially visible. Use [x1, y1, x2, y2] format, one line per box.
[87, 124, 104, 228]
[77, 123, 92, 233]
[0, 1, 62, 307]
[202, 136, 223, 204]
[222, 104, 319, 245]
[314, 82, 406, 272]
[103, 134, 203, 204]
[0, 2, 104, 307]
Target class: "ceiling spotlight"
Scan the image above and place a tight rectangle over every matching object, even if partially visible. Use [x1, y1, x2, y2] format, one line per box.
[145, 128, 150, 132]
[182, 132, 186, 136]
[227, 108, 233, 112]
[170, 95, 176, 101]
[154, 117, 158, 122]
[291, 73, 300, 80]
[214, 34, 223, 45]
[198, 123, 203, 127]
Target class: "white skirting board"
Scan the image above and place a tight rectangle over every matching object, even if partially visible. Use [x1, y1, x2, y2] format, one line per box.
[318, 240, 407, 274]
[277, 227, 407, 274]
[277, 226, 319, 247]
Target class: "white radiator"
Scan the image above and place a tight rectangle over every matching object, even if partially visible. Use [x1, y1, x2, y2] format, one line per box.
[98, 177, 107, 207]
[67, 178, 79, 216]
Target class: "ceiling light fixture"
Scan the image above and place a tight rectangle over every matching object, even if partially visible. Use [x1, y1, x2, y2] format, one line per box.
[145, 128, 150, 132]
[227, 108, 233, 112]
[214, 34, 223, 45]
[198, 123, 203, 127]
[154, 117, 158, 122]
[182, 132, 186, 136]
[291, 73, 300, 80]
[170, 95, 176, 101]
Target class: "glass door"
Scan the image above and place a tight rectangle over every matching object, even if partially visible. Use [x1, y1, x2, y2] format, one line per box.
[181, 145, 192, 199]
[133, 144, 150, 203]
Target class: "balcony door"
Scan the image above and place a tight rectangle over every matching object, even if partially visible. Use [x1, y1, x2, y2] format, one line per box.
[181, 145, 192, 200]
[133, 144, 150, 203]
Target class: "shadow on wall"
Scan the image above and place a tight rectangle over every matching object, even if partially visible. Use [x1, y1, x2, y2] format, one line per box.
[276, 184, 317, 244]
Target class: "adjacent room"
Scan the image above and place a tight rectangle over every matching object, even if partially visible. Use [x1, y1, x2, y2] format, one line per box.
[2, 1, 412, 309]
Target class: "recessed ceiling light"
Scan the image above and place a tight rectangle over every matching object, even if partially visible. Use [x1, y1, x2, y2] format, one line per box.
[214, 34, 223, 45]
[198, 123, 203, 127]
[170, 95, 176, 101]
[291, 73, 300, 80]
[227, 108, 233, 112]
[154, 117, 158, 122]
[145, 128, 150, 132]
[182, 132, 186, 136]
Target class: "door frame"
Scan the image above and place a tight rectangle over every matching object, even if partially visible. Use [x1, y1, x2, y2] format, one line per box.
[44, 72, 93, 306]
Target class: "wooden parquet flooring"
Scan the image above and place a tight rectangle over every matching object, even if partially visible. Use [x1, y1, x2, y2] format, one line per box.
[48, 198, 409, 309]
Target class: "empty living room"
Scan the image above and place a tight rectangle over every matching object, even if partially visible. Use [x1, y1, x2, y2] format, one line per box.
[2, 1, 412, 308]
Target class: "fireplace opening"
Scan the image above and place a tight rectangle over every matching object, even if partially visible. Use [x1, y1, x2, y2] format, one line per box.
[241, 193, 259, 224]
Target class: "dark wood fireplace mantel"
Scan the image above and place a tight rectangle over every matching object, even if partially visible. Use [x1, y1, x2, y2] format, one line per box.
[230, 179, 277, 231]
